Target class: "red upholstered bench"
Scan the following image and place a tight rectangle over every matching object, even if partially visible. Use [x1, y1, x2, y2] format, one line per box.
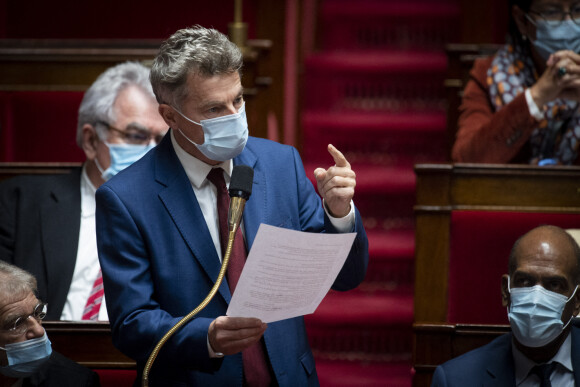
[447, 210, 580, 324]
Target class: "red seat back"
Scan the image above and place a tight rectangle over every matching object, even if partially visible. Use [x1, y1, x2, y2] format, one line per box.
[0, 91, 85, 162]
[447, 210, 580, 324]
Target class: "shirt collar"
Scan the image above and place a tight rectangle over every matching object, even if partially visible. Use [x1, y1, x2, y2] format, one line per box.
[80, 164, 97, 217]
[512, 332, 573, 384]
[170, 129, 232, 187]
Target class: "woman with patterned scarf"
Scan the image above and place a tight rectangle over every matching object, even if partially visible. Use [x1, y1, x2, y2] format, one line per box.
[452, 0, 580, 165]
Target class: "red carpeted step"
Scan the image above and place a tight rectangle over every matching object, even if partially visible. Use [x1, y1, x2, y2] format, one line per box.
[308, 290, 413, 326]
[303, 163, 416, 194]
[302, 111, 447, 168]
[302, 111, 447, 165]
[320, 0, 460, 51]
[367, 228, 414, 259]
[303, 51, 447, 113]
[305, 292, 414, 364]
[303, 110, 447, 132]
[316, 359, 412, 387]
[305, 50, 447, 73]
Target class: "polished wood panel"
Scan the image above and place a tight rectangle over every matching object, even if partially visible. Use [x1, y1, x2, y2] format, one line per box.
[413, 323, 509, 387]
[0, 162, 80, 181]
[43, 321, 135, 369]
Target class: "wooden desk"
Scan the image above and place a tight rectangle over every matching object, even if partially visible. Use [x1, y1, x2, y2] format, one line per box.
[0, 162, 80, 181]
[414, 163, 580, 323]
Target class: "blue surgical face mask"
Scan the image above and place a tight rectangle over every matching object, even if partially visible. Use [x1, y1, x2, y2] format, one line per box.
[507, 277, 578, 348]
[527, 16, 580, 61]
[95, 142, 155, 181]
[0, 331, 52, 378]
[173, 102, 248, 162]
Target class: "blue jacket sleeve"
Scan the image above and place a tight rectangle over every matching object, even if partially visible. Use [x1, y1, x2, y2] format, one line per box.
[288, 146, 368, 291]
[96, 184, 222, 372]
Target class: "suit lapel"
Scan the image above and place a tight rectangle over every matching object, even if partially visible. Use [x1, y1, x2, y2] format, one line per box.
[40, 169, 82, 317]
[483, 334, 516, 387]
[155, 136, 231, 302]
[571, 324, 580, 384]
[234, 143, 265, 251]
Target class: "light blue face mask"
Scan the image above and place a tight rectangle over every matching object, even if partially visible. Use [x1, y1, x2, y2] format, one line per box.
[507, 277, 578, 348]
[95, 142, 155, 181]
[174, 102, 248, 162]
[0, 331, 52, 378]
[527, 15, 580, 61]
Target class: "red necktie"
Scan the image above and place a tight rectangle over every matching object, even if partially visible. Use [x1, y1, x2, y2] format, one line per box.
[206, 168, 272, 387]
[82, 269, 104, 321]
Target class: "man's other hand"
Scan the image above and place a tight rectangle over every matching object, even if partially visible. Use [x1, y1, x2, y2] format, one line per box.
[313, 144, 356, 218]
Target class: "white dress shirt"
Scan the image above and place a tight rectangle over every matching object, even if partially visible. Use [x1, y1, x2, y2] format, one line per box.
[60, 165, 108, 321]
[513, 333, 575, 386]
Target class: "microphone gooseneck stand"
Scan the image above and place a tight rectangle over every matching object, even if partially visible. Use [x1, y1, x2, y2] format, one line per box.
[142, 165, 253, 387]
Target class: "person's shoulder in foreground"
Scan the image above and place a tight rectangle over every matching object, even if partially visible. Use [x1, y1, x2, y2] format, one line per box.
[26, 351, 100, 387]
[431, 333, 514, 387]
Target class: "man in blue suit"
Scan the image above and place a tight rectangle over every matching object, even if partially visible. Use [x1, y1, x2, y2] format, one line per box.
[432, 225, 580, 386]
[95, 25, 368, 386]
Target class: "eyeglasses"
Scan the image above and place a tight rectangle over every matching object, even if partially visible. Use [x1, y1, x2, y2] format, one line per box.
[98, 121, 164, 145]
[528, 5, 580, 26]
[1, 303, 47, 336]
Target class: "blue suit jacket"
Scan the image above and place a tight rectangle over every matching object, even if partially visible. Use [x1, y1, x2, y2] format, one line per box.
[95, 134, 369, 386]
[431, 323, 580, 387]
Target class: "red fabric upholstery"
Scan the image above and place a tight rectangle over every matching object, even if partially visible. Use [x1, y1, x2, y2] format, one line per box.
[0, 91, 85, 162]
[447, 211, 580, 324]
[94, 369, 136, 387]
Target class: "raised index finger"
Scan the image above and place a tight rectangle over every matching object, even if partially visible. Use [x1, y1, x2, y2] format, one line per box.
[328, 144, 350, 169]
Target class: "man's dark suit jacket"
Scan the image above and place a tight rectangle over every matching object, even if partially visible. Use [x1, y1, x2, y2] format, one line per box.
[431, 321, 580, 386]
[0, 169, 82, 319]
[21, 351, 100, 387]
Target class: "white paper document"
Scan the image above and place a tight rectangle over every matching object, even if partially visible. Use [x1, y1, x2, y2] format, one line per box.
[226, 223, 356, 323]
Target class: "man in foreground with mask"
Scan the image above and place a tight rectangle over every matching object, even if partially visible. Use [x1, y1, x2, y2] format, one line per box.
[0, 260, 100, 386]
[0, 61, 167, 321]
[96, 25, 368, 386]
[431, 225, 580, 386]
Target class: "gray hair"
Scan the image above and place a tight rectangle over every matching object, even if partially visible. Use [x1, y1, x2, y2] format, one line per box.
[76, 61, 156, 147]
[0, 261, 38, 306]
[150, 25, 243, 109]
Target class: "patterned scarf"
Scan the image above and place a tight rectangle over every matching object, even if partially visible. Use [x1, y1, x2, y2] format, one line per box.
[487, 42, 580, 164]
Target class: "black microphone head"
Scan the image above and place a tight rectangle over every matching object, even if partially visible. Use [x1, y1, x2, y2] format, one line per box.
[229, 165, 254, 200]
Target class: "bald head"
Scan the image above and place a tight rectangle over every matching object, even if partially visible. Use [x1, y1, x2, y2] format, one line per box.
[509, 225, 580, 285]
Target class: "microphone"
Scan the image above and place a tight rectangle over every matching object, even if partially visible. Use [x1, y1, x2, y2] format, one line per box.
[228, 165, 254, 234]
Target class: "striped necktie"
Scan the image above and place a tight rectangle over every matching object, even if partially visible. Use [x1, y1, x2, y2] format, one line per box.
[82, 269, 104, 321]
